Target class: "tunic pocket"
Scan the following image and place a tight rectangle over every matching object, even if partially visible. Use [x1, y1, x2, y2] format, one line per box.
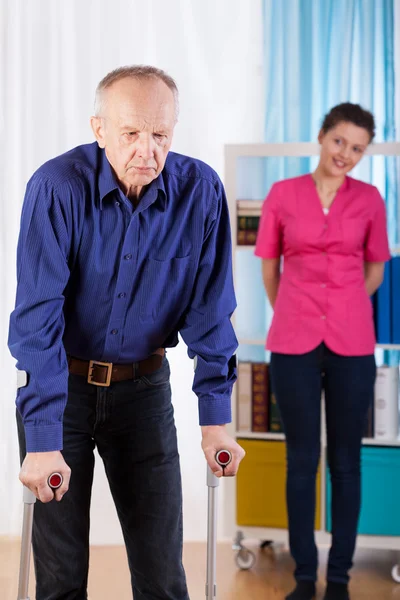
[340, 217, 367, 254]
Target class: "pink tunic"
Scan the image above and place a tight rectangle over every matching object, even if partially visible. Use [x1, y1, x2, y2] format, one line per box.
[255, 174, 391, 356]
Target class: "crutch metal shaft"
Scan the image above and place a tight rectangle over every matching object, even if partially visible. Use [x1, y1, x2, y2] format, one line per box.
[205, 450, 232, 600]
[17, 472, 63, 600]
[206, 468, 219, 599]
[17, 487, 36, 600]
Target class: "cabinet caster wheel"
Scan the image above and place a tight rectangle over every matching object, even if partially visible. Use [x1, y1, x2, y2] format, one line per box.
[391, 565, 400, 582]
[235, 548, 256, 570]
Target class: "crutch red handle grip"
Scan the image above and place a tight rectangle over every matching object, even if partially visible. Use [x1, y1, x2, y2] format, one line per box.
[47, 472, 63, 490]
[215, 449, 232, 468]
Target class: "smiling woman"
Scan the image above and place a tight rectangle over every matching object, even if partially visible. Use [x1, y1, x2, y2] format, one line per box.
[256, 102, 390, 600]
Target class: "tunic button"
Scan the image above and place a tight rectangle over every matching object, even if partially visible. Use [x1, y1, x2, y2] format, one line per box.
[111, 329, 118, 335]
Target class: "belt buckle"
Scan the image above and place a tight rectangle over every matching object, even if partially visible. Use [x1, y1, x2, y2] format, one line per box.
[88, 360, 113, 387]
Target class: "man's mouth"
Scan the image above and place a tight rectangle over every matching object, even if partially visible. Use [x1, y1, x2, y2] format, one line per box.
[132, 166, 154, 172]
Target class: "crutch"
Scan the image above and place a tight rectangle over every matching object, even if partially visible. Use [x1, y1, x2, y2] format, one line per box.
[17, 473, 63, 600]
[206, 449, 232, 600]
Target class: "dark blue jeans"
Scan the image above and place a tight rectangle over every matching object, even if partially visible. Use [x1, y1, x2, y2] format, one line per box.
[270, 343, 376, 585]
[17, 357, 189, 600]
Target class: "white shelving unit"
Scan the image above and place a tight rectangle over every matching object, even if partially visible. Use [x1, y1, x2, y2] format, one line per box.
[223, 142, 400, 562]
[238, 337, 400, 350]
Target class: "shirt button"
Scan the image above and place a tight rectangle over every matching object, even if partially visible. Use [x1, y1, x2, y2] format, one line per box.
[321, 283, 326, 288]
[118, 292, 126, 298]
[124, 254, 132, 260]
[322, 251, 327, 255]
[111, 329, 119, 335]
[115, 201, 120, 207]
[321, 315, 326, 320]
[323, 223, 328, 229]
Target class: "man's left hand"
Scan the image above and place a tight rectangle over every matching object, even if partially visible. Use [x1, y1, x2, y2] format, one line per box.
[201, 425, 245, 477]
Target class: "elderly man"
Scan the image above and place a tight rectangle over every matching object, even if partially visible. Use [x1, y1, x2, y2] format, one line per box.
[9, 65, 244, 600]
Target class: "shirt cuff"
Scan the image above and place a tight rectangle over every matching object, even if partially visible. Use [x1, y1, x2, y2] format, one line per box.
[24, 423, 63, 453]
[198, 395, 232, 426]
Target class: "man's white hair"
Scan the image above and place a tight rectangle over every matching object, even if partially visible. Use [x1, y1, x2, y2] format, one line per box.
[94, 65, 179, 121]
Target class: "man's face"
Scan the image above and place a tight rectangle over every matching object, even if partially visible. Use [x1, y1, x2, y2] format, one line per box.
[91, 77, 176, 199]
[318, 121, 370, 178]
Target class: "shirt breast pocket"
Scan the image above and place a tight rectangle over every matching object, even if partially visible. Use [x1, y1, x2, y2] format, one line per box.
[149, 239, 192, 261]
[340, 217, 367, 254]
[139, 255, 193, 323]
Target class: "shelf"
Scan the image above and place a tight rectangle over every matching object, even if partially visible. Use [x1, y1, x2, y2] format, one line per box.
[238, 339, 400, 350]
[225, 141, 400, 159]
[236, 432, 285, 441]
[236, 433, 400, 447]
[362, 437, 400, 447]
[231, 527, 400, 551]
[376, 343, 400, 350]
[238, 337, 265, 346]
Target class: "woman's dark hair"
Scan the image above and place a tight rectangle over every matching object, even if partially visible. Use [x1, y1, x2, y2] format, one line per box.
[321, 102, 375, 141]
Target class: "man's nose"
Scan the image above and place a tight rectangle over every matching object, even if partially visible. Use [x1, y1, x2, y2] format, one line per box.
[136, 135, 154, 160]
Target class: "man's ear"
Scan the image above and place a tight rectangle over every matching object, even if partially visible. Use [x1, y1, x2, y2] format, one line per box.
[90, 116, 106, 149]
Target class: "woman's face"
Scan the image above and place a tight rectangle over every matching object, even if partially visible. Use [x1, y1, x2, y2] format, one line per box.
[318, 121, 371, 178]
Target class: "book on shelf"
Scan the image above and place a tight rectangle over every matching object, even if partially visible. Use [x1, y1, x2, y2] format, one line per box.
[391, 257, 400, 344]
[237, 203, 261, 246]
[238, 215, 260, 230]
[372, 257, 400, 344]
[252, 363, 269, 432]
[237, 362, 252, 432]
[237, 230, 258, 245]
[237, 361, 283, 434]
[374, 365, 400, 440]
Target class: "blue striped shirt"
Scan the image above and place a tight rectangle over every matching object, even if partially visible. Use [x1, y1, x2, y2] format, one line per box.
[8, 143, 238, 453]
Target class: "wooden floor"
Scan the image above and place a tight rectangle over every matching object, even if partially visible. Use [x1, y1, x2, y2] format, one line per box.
[2, 539, 400, 599]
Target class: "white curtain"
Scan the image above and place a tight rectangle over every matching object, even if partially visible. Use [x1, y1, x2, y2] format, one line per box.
[0, 0, 264, 542]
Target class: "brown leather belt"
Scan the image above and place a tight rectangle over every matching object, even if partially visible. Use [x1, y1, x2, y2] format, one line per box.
[67, 348, 165, 387]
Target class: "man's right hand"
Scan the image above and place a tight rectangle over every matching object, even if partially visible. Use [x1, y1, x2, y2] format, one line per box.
[19, 451, 71, 503]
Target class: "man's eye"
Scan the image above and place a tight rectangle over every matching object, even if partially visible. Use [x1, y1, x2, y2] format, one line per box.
[154, 134, 165, 139]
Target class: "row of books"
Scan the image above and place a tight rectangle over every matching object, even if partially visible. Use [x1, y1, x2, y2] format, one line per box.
[373, 257, 400, 344]
[237, 200, 262, 246]
[237, 362, 400, 441]
[237, 362, 282, 433]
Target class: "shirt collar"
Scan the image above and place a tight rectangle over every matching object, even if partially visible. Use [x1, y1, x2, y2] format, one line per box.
[98, 148, 167, 210]
[98, 148, 119, 208]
